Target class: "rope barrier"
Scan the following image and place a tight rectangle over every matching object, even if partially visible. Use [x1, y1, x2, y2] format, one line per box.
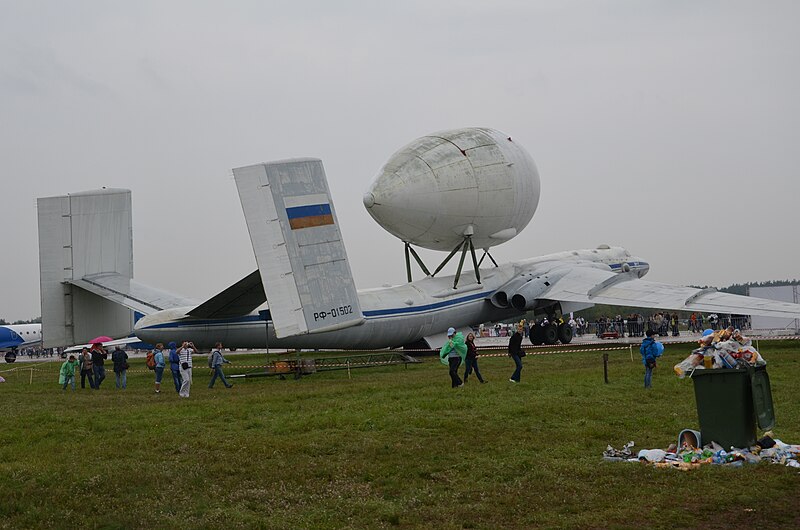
[5, 335, 798, 378]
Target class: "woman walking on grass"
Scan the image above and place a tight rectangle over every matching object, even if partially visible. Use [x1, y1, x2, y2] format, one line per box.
[153, 343, 166, 393]
[463, 333, 486, 384]
[79, 347, 95, 389]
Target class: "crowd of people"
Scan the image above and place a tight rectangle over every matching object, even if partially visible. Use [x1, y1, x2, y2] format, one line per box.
[590, 312, 750, 339]
[441, 322, 527, 387]
[59, 340, 234, 397]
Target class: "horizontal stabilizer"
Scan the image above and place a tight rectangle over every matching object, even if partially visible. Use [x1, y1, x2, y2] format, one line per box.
[72, 273, 197, 316]
[188, 270, 266, 318]
[233, 158, 364, 338]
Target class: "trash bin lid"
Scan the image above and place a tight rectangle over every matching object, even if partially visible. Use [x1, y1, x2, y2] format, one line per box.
[751, 367, 775, 431]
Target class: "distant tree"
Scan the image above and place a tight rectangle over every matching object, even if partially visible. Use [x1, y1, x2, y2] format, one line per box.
[0, 318, 7, 325]
[11, 317, 42, 325]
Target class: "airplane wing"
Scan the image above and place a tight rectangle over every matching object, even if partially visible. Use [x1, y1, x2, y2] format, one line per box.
[542, 265, 800, 318]
[187, 270, 266, 319]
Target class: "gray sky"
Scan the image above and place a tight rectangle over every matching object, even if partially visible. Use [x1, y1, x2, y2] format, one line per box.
[1, 0, 798, 321]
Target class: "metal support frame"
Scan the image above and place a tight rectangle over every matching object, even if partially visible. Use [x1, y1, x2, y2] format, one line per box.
[478, 249, 499, 268]
[469, 238, 481, 285]
[452, 238, 470, 289]
[431, 240, 464, 277]
[403, 236, 488, 289]
[404, 242, 432, 282]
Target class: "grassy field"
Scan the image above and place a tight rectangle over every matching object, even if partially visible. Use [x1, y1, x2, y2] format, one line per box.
[1, 341, 799, 529]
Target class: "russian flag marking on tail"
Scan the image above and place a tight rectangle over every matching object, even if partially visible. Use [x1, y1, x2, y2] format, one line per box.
[284, 194, 334, 229]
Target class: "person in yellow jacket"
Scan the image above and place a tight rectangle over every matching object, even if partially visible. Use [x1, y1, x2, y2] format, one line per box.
[440, 327, 467, 388]
[59, 355, 80, 391]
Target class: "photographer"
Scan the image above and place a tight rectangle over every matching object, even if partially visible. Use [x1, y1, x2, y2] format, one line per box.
[178, 341, 197, 398]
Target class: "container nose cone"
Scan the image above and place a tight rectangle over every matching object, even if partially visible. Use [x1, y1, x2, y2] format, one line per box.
[363, 192, 375, 209]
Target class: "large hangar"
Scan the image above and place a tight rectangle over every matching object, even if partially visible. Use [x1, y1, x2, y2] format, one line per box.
[749, 285, 800, 333]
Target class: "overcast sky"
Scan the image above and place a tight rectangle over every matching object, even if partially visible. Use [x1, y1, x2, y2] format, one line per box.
[1, 0, 798, 321]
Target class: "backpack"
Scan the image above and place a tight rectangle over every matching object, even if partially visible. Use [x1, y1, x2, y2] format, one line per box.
[145, 351, 156, 370]
[208, 350, 216, 369]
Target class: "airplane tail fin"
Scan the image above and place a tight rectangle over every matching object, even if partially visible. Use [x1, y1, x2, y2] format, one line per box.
[38, 189, 135, 347]
[233, 158, 364, 338]
[37, 189, 194, 347]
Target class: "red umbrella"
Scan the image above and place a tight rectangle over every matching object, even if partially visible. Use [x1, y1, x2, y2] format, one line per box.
[89, 336, 113, 344]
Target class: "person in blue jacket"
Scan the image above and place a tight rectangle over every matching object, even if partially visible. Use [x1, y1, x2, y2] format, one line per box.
[640, 329, 664, 389]
[153, 343, 166, 394]
[167, 341, 182, 393]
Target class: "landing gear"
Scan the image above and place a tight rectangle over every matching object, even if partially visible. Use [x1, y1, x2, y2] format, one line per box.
[526, 304, 573, 345]
[529, 325, 543, 345]
[529, 323, 559, 345]
[557, 323, 573, 344]
[4, 350, 16, 363]
[542, 324, 558, 345]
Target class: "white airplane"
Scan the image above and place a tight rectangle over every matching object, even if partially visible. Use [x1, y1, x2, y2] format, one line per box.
[36, 132, 800, 351]
[1, 323, 42, 361]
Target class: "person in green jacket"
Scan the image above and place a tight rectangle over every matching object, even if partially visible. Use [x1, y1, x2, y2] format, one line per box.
[440, 327, 467, 388]
[59, 355, 80, 391]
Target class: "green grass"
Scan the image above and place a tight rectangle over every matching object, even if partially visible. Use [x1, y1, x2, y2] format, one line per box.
[1, 342, 799, 529]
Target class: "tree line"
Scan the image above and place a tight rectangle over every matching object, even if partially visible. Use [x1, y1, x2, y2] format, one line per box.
[0, 316, 42, 325]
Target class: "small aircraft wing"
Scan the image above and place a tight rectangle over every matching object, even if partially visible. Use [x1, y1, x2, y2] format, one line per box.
[543, 265, 800, 318]
[233, 158, 364, 338]
[64, 336, 144, 354]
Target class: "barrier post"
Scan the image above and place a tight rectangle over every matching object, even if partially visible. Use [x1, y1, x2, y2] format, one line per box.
[30, 367, 33, 385]
[603, 353, 609, 384]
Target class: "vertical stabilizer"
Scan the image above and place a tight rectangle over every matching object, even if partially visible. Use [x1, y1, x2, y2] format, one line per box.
[37, 189, 134, 347]
[233, 158, 364, 338]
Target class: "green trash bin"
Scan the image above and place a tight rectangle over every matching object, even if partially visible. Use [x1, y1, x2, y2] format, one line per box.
[690, 365, 774, 449]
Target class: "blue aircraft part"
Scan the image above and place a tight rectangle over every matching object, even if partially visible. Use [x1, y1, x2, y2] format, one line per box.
[0, 326, 23, 349]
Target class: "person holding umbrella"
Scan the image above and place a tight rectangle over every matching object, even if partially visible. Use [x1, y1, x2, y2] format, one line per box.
[89, 338, 110, 389]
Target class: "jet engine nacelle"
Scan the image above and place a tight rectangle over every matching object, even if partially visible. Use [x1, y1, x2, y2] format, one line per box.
[490, 270, 568, 311]
[509, 270, 568, 311]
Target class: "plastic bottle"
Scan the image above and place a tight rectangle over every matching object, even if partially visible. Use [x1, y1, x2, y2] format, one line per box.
[718, 350, 737, 369]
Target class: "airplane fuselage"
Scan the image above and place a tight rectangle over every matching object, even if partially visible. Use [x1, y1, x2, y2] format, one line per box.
[0, 324, 42, 351]
[134, 247, 648, 350]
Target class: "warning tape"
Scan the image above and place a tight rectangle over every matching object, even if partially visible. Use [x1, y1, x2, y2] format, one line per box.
[5, 335, 797, 374]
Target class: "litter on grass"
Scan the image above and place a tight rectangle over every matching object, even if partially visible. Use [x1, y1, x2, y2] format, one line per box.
[603, 431, 800, 470]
